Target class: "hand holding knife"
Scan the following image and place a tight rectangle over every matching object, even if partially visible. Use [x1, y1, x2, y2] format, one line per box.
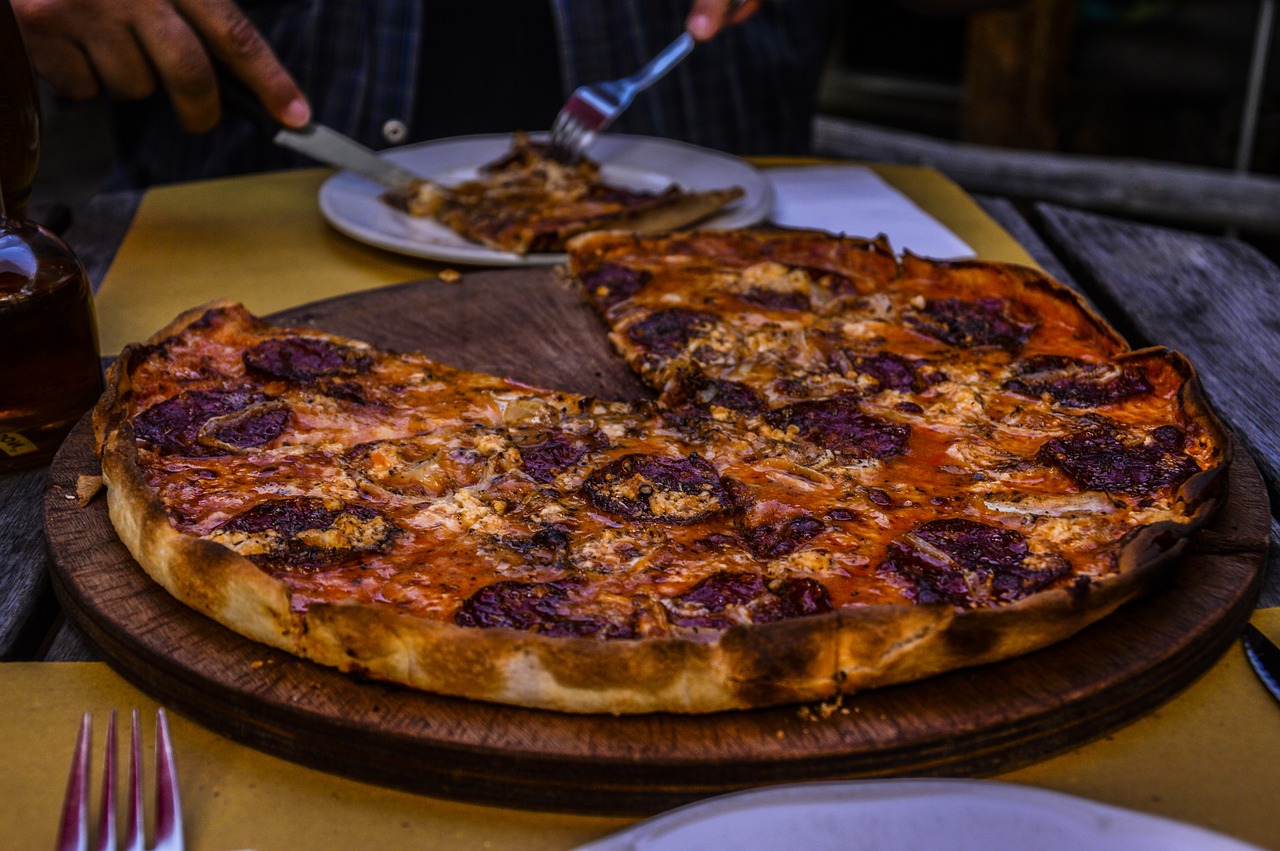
[218, 70, 426, 193]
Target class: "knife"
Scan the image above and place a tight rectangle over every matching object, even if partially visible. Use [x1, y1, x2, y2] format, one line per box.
[1241, 622, 1280, 705]
[218, 71, 424, 191]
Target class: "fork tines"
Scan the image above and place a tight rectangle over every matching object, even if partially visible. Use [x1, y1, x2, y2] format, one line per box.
[57, 708, 184, 851]
[547, 96, 604, 163]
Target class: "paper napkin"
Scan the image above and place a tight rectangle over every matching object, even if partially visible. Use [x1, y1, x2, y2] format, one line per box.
[766, 165, 975, 260]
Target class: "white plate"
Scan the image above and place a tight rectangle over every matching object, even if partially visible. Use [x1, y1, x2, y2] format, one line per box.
[317, 133, 772, 266]
[572, 779, 1261, 851]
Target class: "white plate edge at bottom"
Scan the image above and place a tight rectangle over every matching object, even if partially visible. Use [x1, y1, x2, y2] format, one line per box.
[571, 778, 1263, 851]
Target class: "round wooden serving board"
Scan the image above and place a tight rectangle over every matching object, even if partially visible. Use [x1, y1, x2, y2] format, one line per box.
[45, 270, 1269, 816]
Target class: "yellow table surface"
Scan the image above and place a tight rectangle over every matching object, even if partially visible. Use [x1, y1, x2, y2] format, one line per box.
[21, 163, 1273, 849]
[3, 611, 1277, 850]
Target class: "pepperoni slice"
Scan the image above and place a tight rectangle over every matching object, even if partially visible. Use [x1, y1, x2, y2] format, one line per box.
[1003, 355, 1154, 408]
[243, 337, 372, 381]
[668, 572, 832, 629]
[765, 393, 909, 459]
[518, 430, 593, 483]
[625, 308, 717, 357]
[1037, 426, 1201, 495]
[907, 297, 1035, 350]
[880, 518, 1066, 607]
[455, 579, 634, 638]
[133, 389, 289, 455]
[208, 496, 398, 569]
[583, 453, 737, 524]
[580, 262, 652, 310]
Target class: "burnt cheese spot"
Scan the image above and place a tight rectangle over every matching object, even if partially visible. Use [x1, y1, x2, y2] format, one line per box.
[1037, 426, 1201, 495]
[625, 308, 718, 357]
[207, 496, 398, 570]
[133, 389, 289, 455]
[517, 430, 593, 483]
[493, 526, 572, 568]
[879, 518, 1068, 607]
[243, 337, 373, 381]
[663, 371, 765, 417]
[583, 453, 737, 524]
[667, 572, 832, 629]
[740, 287, 811, 312]
[907, 297, 1035, 350]
[741, 515, 825, 559]
[1004, 355, 1154, 408]
[849, 352, 923, 393]
[455, 579, 635, 638]
[764, 393, 909, 459]
[580, 262, 653, 310]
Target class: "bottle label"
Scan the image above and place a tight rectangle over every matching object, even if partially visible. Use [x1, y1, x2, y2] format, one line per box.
[0, 430, 38, 457]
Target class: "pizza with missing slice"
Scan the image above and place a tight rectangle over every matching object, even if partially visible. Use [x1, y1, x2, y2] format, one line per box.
[91, 228, 1229, 714]
[382, 132, 745, 254]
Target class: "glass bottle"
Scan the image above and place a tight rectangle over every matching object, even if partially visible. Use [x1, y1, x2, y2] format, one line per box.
[0, 182, 104, 471]
[0, 0, 41, 220]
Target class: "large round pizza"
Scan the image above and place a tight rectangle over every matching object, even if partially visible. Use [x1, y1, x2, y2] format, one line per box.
[92, 228, 1229, 714]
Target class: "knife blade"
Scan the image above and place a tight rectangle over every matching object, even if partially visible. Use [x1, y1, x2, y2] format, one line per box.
[218, 70, 425, 191]
[1241, 622, 1280, 705]
[271, 124, 422, 191]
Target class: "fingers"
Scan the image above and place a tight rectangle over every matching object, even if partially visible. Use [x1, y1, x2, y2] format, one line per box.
[172, 0, 309, 129]
[12, 0, 151, 101]
[685, 0, 760, 41]
[133, 10, 220, 130]
[12, 0, 308, 133]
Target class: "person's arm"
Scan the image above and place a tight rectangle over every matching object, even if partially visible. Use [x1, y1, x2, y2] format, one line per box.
[13, 0, 309, 131]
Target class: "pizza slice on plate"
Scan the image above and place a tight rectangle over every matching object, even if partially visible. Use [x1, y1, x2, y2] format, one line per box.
[383, 133, 744, 254]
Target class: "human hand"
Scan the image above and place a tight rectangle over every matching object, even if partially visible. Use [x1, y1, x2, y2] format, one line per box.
[13, 0, 309, 132]
[685, 0, 760, 41]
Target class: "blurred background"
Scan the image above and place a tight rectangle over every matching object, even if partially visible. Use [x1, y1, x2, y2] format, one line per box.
[29, 0, 1279, 254]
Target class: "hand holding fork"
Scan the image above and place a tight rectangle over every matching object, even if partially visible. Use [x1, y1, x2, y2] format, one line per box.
[547, 0, 749, 162]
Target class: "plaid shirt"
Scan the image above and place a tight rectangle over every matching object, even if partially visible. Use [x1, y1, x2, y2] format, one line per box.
[109, 0, 834, 188]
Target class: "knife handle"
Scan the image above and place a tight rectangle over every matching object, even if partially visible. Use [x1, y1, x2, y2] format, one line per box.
[216, 67, 280, 137]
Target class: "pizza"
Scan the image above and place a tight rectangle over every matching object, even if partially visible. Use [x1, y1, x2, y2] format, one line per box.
[382, 132, 745, 254]
[91, 228, 1229, 714]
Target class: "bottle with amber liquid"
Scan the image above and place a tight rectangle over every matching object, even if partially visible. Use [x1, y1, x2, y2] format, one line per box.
[0, 182, 104, 471]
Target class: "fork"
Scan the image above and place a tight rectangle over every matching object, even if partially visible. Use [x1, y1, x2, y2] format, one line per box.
[546, 31, 696, 162]
[56, 709, 185, 851]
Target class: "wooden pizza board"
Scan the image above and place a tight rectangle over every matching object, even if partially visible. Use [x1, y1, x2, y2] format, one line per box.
[44, 269, 1270, 816]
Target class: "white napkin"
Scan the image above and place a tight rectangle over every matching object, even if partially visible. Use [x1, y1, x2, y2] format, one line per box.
[766, 165, 975, 259]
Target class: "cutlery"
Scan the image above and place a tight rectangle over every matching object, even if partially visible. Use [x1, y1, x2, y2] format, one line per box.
[218, 72, 424, 191]
[56, 708, 184, 851]
[1241, 622, 1280, 705]
[546, 32, 695, 163]
[547, 0, 747, 163]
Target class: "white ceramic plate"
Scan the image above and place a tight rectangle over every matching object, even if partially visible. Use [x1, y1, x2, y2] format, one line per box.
[572, 779, 1261, 851]
[317, 133, 772, 266]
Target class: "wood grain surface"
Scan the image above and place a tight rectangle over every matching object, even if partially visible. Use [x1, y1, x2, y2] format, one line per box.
[44, 270, 1270, 815]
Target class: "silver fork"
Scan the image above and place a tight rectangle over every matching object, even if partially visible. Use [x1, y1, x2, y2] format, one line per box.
[546, 31, 695, 162]
[56, 709, 185, 851]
